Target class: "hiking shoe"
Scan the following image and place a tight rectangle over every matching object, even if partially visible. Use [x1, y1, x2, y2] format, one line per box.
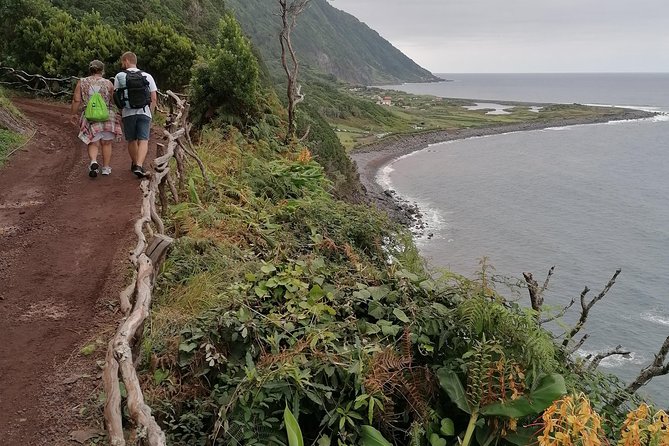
[101, 166, 112, 176]
[131, 163, 137, 172]
[132, 165, 146, 178]
[89, 161, 99, 178]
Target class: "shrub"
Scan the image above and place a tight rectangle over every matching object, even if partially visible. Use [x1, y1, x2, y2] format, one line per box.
[11, 11, 127, 76]
[190, 15, 263, 127]
[125, 20, 196, 91]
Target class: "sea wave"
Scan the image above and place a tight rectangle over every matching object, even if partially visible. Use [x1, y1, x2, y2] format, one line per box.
[640, 312, 669, 326]
[376, 162, 396, 191]
[376, 159, 445, 238]
[583, 103, 669, 122]
[576, 348, 646, 369]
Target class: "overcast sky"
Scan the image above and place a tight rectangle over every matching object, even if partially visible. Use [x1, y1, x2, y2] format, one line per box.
[327, 0, 669, 73]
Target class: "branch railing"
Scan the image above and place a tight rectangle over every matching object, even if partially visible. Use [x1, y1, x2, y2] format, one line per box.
[0, 65, 78, 96]
[102, 90, 209, 445]
[1, 66, 210, 442]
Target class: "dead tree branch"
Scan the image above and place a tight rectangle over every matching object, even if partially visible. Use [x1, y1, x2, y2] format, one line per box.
[277, 0, 311, 142]
[523, 266, 555, 321]
[567, 334, 589, 355]
[562, 269, 621, 348]
[586, 345, 631, 372]
[0, 66, 77, 96]
[625, 336, 669, 396]
[539, 298, 576, 325]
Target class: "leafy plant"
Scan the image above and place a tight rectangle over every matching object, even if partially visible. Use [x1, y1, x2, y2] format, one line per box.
[190, 14, 263, 127]
[360, 425, 392, 446]
[437, 364, 567, 446]
[284, 406, 304, 446]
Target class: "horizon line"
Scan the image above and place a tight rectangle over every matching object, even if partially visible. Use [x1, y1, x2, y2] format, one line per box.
[431, 71, 669, 75]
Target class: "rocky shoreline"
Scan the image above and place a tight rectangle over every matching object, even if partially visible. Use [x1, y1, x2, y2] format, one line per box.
[351, 108, 657, 232]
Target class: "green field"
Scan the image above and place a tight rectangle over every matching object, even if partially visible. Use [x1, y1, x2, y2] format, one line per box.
[325, 86, 632, 150]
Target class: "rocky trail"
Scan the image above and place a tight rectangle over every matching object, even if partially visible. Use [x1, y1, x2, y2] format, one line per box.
[0, 99, 152, 445]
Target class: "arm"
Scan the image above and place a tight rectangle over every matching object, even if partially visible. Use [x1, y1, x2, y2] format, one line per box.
[70, 80, 82, 122]
[147, 74, 158, 115]
[107, 81, 116, 110]
[150, 90, 157, 114]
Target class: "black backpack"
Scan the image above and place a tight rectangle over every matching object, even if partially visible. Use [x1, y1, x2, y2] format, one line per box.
[115, 70, 151, 109]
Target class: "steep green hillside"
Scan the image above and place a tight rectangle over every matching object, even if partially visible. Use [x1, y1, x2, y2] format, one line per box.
[35, 0, 439, 85]
[225, 0, 440, 85]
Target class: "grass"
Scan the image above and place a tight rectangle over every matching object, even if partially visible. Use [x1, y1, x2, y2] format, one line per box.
[0, 87, 29, 166]
[0, 129, 26, 167]
[323, 86, 634, 150]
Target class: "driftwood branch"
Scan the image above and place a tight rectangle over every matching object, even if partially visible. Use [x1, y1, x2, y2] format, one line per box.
[562, 269, 621, 348]
[586, 345, 631, 372]
[103, 90, 192, 444]
[0, 66, 77, 97]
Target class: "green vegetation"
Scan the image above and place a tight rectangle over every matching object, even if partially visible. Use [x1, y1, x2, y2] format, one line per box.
[124, 19, 196, 90]
[0, 129, 25, 166]
[221, 0, 440, 85]
[190, 15, 264, 127]
[0, 88, 28, 166]
[141, 113, 651, 445]
[2, 3, 196, 90]
[2, 3, 664, 444]
[304, 82, 641, 150]
[3, 0, 438, 86]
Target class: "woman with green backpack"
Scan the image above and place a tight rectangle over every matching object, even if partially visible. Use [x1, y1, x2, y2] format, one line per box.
[70, 60, 122, 177]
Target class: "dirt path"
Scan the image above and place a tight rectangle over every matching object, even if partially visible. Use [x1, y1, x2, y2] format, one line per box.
[0, 99, 153, 444]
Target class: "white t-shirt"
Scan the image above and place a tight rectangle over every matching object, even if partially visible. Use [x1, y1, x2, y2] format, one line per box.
[113, 68, 158, 118]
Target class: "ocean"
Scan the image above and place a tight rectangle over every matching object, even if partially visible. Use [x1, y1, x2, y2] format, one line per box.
[379, 73, 669, 406]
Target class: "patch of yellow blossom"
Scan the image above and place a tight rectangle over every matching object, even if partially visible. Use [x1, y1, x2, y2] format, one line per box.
[618, 404, 669, 446]
[296, 147, 312, 163]
[538, 393, 604, 446]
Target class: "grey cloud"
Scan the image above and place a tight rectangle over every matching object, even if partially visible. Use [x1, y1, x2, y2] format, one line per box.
[326, 0, 669, 72]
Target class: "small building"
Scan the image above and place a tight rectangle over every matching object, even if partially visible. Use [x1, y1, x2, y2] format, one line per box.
[380, 96, 392, 106]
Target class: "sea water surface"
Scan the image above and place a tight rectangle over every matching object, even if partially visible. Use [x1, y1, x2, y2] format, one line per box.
[381, 73, 669, 405]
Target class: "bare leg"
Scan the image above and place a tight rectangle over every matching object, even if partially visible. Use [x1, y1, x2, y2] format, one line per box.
[101, 141, 112, 167]
[136, 140, 149, 167]
[128, 140, 138, 165]
[88, 143, 99, 163]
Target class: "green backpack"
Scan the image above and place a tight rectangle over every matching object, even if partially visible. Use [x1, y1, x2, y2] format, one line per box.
[85, 90, 109, 122]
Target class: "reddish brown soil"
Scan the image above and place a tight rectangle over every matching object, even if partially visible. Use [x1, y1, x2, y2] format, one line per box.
[0, 99, 157, 444]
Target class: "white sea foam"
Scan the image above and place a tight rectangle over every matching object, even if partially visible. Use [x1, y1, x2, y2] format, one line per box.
[640, 312, 669, 326]
[576, 348, 646, 369]
[376, 163, 395, 191]
[375, 157, 446, 239]
[583, 103, 669, 123]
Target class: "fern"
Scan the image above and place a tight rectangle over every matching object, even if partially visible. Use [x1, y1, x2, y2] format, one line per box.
[458, 296, 557, 373]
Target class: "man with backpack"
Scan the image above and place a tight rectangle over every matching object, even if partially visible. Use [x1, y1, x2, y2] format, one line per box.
[113, 52, 158, 178]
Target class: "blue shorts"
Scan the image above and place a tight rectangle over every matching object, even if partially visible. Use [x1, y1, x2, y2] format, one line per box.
[122, 114, 151, 141]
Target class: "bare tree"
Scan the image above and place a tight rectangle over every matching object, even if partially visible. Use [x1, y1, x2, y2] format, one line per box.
[523, 267, 669, 407]
[561, 269, 621, 348]
[608, 336, 669, 409]
[277, 0, 310, 142]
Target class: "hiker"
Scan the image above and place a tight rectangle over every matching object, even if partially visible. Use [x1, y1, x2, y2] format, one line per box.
[70, 60, 121, 177]
[113, 51, 158, 178]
